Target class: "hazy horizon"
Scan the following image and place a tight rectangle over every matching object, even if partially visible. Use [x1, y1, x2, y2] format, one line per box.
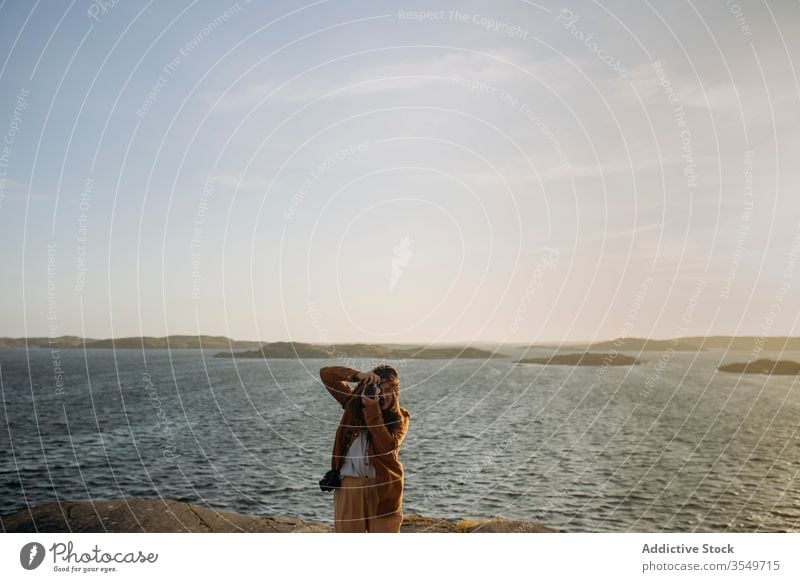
[4, 332, 800, 348]
[2, 1, 799, 343]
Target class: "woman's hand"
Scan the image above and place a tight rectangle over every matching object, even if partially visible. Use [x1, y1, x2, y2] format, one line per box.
[354, 371, 381, 406]
[353, 371, 381, 385]
[360, 389, 381, 406]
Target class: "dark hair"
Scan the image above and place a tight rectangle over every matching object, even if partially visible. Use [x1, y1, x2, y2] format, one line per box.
[372, 364, 399, 385]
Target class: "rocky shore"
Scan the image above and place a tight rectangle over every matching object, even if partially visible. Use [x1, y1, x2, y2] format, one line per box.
[1, 499, 555, 533]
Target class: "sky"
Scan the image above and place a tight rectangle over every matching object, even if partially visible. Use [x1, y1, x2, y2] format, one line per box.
[0, 0, 799, 344]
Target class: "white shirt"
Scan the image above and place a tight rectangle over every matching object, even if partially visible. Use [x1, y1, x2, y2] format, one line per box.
[339, 429, 376, 478]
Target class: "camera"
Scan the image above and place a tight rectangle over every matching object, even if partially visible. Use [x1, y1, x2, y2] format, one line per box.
[366, 384, 385, 406]
[319, 469, 341, 492]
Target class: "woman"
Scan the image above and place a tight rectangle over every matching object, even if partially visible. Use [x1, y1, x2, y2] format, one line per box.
[319, 364, 410, 532]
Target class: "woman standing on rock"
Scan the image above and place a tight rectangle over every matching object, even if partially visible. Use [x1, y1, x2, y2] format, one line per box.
[319, 364, 410, 533]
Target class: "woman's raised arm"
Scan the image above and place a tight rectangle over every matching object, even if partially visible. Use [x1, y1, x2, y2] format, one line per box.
[319, 365, 359, 408]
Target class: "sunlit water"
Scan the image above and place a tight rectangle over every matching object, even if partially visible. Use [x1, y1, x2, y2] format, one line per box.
[1, 347, 798, 532]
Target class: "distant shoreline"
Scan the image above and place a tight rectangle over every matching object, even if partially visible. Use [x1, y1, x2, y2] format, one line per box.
[4, 334, 800, 352]
[214, 343, 506, 360]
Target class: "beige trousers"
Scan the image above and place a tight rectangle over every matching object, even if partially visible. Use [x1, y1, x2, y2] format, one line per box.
[333, 475, 403, 533]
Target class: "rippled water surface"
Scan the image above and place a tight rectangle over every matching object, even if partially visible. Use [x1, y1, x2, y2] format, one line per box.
[1, 348, 798, 531]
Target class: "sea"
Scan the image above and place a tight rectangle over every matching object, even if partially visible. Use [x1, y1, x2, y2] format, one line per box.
[1, 347, 798, 532]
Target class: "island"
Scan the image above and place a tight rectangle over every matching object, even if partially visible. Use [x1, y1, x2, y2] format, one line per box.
[528, 335, 800, 353]
[0, 499, 554, 533]
[585, 337, 702, 351]
[718, 359, 800, 375]
[516, 352, 642, 366]
[214, 341, 506, 360]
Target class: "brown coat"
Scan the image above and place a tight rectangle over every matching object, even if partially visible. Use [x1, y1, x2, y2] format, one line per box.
[320, 365, 410, 517]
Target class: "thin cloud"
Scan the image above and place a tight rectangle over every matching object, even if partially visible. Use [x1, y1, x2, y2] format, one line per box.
[204, 49, 562, 113]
